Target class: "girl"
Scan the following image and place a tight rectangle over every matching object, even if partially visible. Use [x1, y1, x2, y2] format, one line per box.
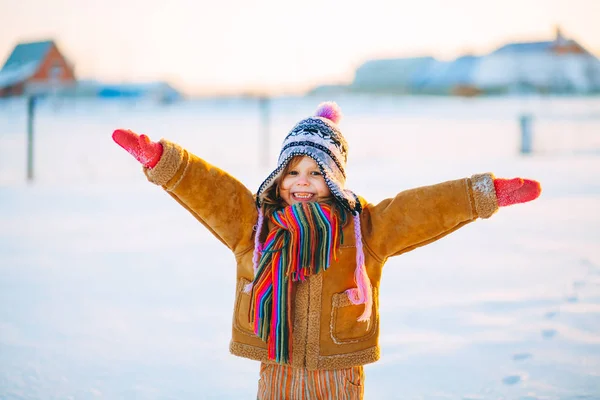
[112, 102, 541, 399]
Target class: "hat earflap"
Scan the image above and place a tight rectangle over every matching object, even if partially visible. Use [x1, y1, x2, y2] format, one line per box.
[244, 206, 265, 293]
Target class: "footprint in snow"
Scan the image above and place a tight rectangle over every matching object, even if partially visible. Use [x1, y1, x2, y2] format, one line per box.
[544, 311, 559, 319]
[580, 258, 599, 274]
[572, 281, 585, 289]
[513, 353, 533, 361]
[502, 375, 521, 385]
[566, 295, 578, 303]
[542, 329, 557, 339]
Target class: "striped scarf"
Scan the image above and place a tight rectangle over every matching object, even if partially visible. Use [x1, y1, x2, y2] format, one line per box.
[249, 202, 341, 364]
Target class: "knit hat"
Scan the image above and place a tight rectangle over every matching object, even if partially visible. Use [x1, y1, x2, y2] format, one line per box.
[250, 102, 373, 323]
[256, 102, 362, 214]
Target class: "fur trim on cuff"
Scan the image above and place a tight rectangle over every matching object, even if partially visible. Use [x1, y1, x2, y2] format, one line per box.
[143, 139, 184, 187]
[471, 173, 499, 219]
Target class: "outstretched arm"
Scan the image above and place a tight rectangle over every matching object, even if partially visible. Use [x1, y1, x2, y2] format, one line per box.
[361, 174, 541, 261]
[112, 129, 257, 254]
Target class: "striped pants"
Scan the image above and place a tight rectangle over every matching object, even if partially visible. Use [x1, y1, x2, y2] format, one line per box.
[256, 362, 364, 400]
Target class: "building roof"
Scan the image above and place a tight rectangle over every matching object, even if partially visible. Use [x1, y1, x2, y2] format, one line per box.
[1, 40, 53, 72]
[0, 61, 39, 89]
[493, 41, 555, 54]
[0, 40, 55, 90]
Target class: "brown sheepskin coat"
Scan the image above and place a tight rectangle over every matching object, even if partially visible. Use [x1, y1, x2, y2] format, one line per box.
[144, 139, 499, 370]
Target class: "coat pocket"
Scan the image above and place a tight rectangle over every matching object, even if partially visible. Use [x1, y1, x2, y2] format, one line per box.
[233, 277, 256, 336]
[330, 288, 378, 344]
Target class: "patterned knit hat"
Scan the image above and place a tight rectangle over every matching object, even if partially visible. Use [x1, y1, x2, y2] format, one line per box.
[250, 102, 373, 323]
[256, 102, 362, 215]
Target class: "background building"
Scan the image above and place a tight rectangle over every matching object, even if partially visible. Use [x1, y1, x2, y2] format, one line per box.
[0, 40, 76, 97]
[313, 27, 600, 96]
[0, 39, 182, 101]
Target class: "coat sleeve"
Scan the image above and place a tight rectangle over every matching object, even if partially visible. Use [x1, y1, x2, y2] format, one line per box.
[360, 174, 498, 261]
[142, 139, 257, 255]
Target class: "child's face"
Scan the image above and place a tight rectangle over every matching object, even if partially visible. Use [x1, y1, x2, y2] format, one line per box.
[279, 156, 331, 206]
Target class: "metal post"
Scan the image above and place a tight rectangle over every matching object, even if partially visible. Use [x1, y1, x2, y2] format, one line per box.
[27, 96, 36, 181]
[259, 96, 270, 167]
[519, 114, 533, 155]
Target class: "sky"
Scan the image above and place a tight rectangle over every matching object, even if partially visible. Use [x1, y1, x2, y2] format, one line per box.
[0, 0, 599, 95]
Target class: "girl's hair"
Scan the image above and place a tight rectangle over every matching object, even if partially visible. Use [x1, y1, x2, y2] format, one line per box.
[261, 155, 349, 225]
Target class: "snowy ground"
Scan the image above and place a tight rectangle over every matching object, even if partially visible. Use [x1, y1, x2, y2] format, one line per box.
[1, 95, 599, 399]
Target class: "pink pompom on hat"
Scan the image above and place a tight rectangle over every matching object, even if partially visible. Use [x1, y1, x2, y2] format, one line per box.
[251, 102, 373, 323]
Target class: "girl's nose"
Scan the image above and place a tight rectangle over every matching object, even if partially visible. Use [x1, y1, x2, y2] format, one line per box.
[296, 176, 309, 186]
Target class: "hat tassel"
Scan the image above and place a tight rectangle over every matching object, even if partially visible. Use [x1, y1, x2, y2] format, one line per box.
[345, 213, 373, 324]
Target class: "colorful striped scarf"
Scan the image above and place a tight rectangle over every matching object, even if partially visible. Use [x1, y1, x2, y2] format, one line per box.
[249, 202, 341, 364]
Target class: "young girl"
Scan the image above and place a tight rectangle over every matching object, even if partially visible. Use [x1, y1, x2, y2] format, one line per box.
[112, 102, 541, 399]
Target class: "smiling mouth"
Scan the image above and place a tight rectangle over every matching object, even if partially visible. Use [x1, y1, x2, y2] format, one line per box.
[292, 192, 315, 201]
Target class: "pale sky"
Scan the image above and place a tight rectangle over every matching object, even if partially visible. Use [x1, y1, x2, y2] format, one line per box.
[1, 0, 598, 95]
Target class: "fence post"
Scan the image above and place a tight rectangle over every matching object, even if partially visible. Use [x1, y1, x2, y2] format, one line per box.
[259, 96, 270, 167]
[519, 114, 533, 155]
[27, 96, 36, 182]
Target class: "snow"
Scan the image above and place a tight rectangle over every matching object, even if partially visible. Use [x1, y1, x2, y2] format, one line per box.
[0, 61, 39, 89]
[1, 95, 599, 399]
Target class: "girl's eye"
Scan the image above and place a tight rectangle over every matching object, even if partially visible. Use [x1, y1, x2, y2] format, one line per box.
[288, 171, 298, 176]
[311, 171, 322, 176]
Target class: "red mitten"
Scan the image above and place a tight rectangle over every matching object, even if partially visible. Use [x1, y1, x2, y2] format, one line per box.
[494, 177, 541, 207]
[112, 129, 163, 168]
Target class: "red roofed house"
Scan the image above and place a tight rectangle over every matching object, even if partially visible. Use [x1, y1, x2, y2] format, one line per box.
[0, 40, 76, 97]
